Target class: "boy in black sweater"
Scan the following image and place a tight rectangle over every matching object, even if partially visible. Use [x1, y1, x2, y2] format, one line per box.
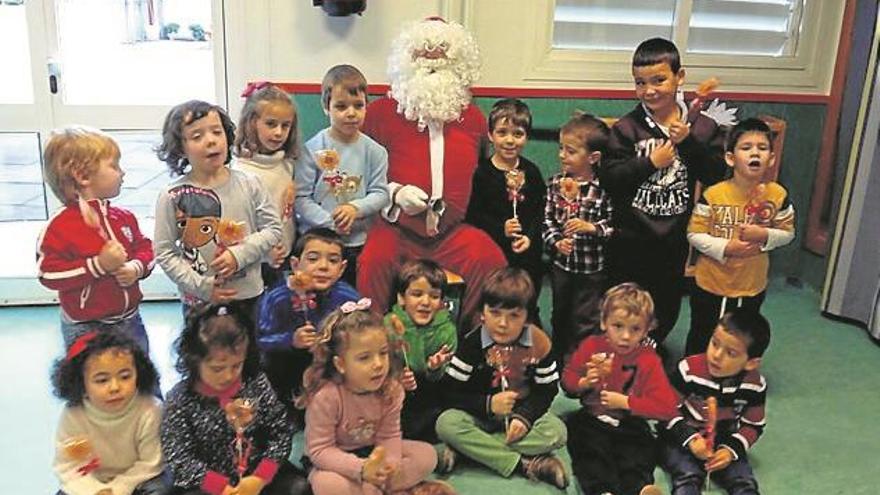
[601, 37, 727, 343]
[436, 267, 568, 489]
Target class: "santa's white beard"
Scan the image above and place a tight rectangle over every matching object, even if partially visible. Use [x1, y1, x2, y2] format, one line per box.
[392, 67, 471, 129]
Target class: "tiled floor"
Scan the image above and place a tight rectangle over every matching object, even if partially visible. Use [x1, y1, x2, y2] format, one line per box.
[0, 131, 169, 222]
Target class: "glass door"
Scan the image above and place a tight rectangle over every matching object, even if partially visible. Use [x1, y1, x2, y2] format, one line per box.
[47, 0, 226, 128]
[0, 0, 227, 303]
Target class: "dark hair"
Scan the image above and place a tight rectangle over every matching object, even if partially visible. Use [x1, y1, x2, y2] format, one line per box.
[156, 100, 236, 176]
[632, 37, 681, 73]
[480, 267, 534, 310]
[488, 98, 532, 134]
[51, 330, 159, 406]
[234, 85, 300, 160]
[321, 64, 368, 110]
[293, 227, 345, 257]
[718, 308, 771, 358]
[395, 258, 446, 297]
[170, 185, 221, 218]
[560, 112, 610, 155]
[175, 303, 261, 384]
[725, 117, 775, 153]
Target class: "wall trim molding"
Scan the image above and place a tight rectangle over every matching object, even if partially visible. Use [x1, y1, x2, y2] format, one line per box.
[273, 82, 829, 104]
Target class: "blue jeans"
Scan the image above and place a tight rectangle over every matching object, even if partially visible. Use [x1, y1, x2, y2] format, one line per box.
[60, 311, 149, 355]
[662, 441, 760, 495]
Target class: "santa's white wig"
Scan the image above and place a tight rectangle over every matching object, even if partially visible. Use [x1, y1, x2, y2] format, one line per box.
[388, 18, 481, 129]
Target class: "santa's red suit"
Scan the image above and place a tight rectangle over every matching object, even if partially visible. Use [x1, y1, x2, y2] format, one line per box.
[358, 96, 506, 325]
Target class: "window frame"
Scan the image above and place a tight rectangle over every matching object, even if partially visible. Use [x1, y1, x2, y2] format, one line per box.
[509, 0, 843, 94]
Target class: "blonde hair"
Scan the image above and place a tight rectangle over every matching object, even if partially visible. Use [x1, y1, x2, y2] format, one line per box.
[234, 85, 300, 160]
[601, 282, 658, 332]
[43, 126, 120, 204]
[296, 308, 401, 409]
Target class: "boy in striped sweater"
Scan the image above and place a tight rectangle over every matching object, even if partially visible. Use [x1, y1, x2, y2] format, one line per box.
[661, 308, 770, 495]
[436, 267, 569, 489]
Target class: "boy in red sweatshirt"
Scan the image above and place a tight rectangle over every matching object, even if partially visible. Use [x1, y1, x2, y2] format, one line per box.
[562, 282, 678, 495]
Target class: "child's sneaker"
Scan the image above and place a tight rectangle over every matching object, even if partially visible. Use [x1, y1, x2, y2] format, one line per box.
[522, 454, 569, 489]
[435, 444, 458, 474]
[639, 485, 663, 495]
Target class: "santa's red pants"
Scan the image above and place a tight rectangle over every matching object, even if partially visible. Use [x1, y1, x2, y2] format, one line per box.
[357, 220, 506, 329]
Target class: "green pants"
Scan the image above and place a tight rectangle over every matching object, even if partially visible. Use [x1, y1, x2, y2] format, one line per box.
[435, 408, 568, 477]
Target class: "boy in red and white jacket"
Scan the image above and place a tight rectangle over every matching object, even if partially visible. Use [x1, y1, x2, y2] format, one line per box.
[37, 126, 154, 354]
[562, 282, 678, 495]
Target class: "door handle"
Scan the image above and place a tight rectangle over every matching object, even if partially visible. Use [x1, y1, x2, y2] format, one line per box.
[47, 59, 61, 94]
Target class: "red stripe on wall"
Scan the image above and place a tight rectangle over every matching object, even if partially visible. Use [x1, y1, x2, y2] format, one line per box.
[271, 82, 829, 104]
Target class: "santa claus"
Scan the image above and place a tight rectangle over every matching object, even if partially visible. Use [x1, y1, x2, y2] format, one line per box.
[358, 18, 506, 326]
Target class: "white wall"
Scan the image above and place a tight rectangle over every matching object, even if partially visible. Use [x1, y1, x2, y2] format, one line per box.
[224, 0, 843, 117]
[225, 0, 454, 116]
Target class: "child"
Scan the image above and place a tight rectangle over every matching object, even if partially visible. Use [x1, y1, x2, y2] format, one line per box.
[37, 126, 155, 354]
[161, 303, 308, 495]
[385, 259, 458, 442]
[466, 99, 546, 324]
[51, 329, 167, 495]
[436, 267, 568, 490]
[297, 64, 390, 287]
[257, 227, 360, 413]
[154, 100, 282, 322]
[686, 118, 794, 356]
[542, 113, 614, 360]
[601, 37, 727, 343]
[561, 282, 678, 495]
[299, 304, 447, 494]
[661, 308, 771, 495]
[234, 82, 300, 289]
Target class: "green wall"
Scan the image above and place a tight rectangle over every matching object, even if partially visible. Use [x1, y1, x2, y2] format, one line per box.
[291, 93, 828, 290]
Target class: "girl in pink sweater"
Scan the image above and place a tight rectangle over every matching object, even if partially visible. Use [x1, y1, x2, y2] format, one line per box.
[298, 300, 453, 494]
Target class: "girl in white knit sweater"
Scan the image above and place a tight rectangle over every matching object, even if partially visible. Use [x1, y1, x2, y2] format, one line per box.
[51, 329, 167, 495]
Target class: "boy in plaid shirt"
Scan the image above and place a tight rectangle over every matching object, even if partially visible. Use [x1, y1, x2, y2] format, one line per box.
[543, 113, 614, 360]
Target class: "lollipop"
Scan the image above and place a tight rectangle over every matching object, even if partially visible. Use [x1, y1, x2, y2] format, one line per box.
[288, 271, 317, 323]
[505, 169, 526, 218]
[560, 177, 579, 201]
[558, 176, 581, 222]
[281, 182, 295, 220]
[744, 183, 778, 225]
[388, 313, 411, 368]
[315, 149, 340, 171]
[687, 77, 721, 123]
[704, 396, 718, 454]
[588, 352, 614, 391]
[487, 345, 513, 429]
[216, 219, 246, 247]
[61, 436, 101, 476]
[224, 398, 256, 478]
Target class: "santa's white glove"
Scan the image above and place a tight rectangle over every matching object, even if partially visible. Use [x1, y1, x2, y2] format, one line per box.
[394, 184, 429, 216]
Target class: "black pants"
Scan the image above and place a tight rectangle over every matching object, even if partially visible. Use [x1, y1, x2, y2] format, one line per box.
[687, 285, 766, 356]
[342, 244, 363, 288]
[567, 409, 657, 495]
[262, 347, 312, 422]
[506, 252, 546, 328]
[609, 235, 689, 343]
[401, 380, 445, 443]
[551, 267, 607, 361]
[169, 461, 311, 495]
